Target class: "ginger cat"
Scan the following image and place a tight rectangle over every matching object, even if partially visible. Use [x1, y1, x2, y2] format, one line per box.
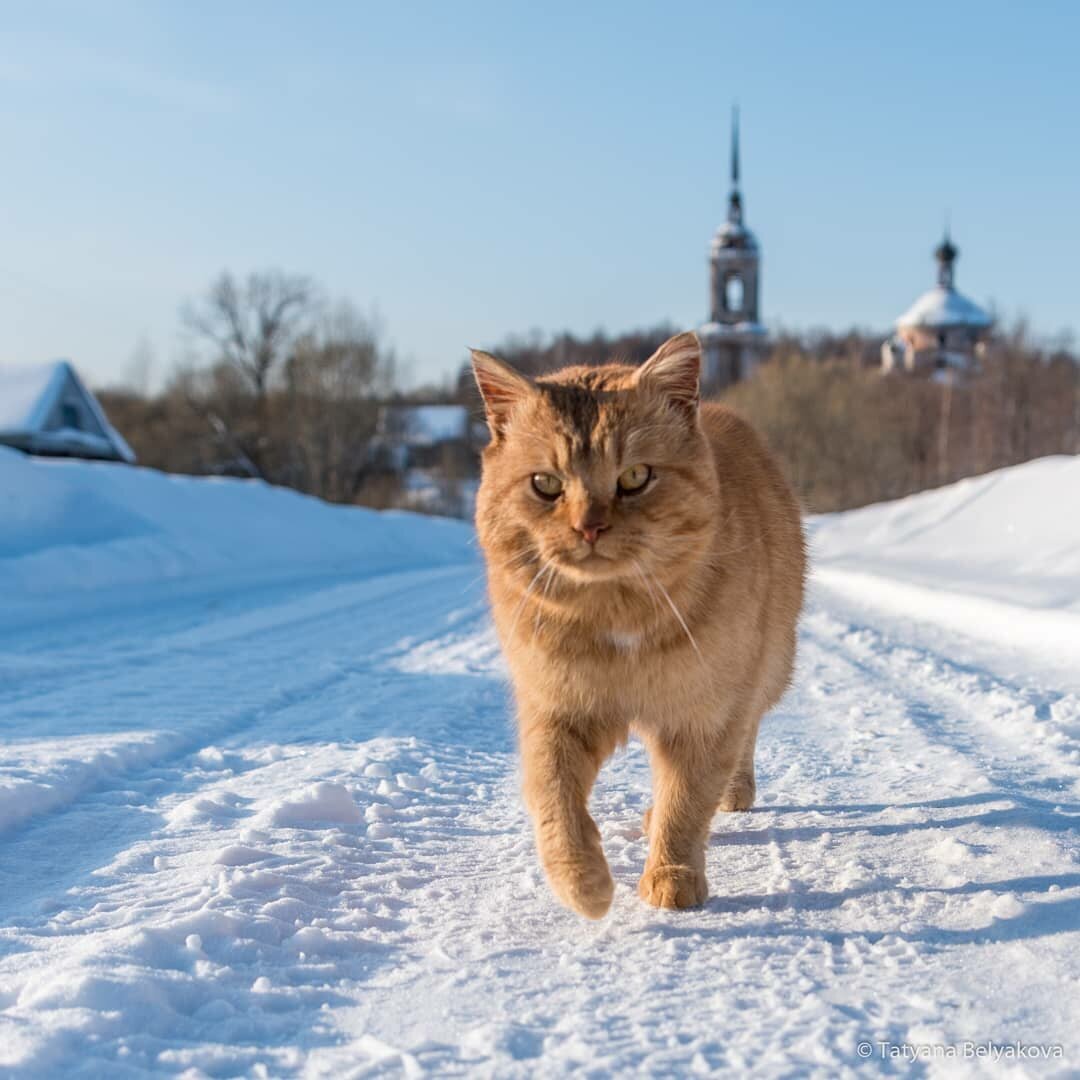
[472, 331, 805, 917]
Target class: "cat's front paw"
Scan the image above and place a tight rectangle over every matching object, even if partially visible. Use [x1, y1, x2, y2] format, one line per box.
[718, 773, 755, 812]
[638, 863, 708, 910]
[544, 851, 615, 920]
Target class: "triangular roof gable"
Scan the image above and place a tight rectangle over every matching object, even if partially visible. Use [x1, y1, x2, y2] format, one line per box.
[49, 364, 109, 438]
[0, 360, 135, 462]
[0, 361, 67, 433]
[62, 362, 137, 462]
[62, 362, 136, 461]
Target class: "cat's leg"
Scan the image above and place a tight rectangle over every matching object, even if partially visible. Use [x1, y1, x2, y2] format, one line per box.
[638, 730, 739, 909]
[644, 717, 754, 832]
[720, 642, 797, 812]
[521, 715, 618, 920]
[717, 710, 761, 812]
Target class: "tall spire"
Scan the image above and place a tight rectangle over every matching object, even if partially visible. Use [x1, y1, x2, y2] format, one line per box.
[727, 104, 743, 225]
[935, 220, 958, 289]
[731, 104, 740, 187]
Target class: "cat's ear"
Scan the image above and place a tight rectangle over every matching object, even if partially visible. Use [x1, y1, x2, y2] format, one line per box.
[636, 332, 701, 413]
[470, 349, 534, 433]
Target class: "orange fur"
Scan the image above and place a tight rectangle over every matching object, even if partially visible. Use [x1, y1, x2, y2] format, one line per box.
[473, 332, 806, 917]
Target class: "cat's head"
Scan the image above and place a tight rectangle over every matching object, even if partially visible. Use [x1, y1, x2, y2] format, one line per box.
[472, 332, 717, 587]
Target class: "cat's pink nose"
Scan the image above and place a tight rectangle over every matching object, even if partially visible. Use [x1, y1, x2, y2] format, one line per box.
[575, 521, 610, 545]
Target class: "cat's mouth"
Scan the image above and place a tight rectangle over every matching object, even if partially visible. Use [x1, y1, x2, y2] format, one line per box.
[554, 546, 628, 581]
[569, 546, 612, 565]
[577, 547, 608, 560]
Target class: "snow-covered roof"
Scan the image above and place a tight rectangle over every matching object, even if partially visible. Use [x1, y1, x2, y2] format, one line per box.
[384, 405, 470, 447]
[0, 360, 135, 463]
[699, 320, 768, 339]
[0, 362, 66, 432]
[895, 287, 993, 331]
[711, 220, 758, 253]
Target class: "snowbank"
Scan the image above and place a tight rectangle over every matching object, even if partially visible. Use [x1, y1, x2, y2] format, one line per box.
[812, 455, 1080, 611]
[3, 447, 1077, 630]
[0, 448, 473, 621]
[811, 455, 1080, 674]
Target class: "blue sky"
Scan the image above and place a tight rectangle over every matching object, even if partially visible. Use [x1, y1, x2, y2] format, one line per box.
[2, 1, 1077, 388]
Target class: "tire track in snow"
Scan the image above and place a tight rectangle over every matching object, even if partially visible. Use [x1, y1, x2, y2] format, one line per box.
[0, 567, 487, 898]
[0, 736, 516, 1076]
[3, 572, 1079, 1075]
[307, 602, 1067, 1074]
[804, 601, 1080, 800]
[0, 565, 474, 711]
[0, 598, 515, 1074]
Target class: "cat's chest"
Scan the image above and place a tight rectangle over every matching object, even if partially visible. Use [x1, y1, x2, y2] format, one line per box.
[607, 631, 643, 653]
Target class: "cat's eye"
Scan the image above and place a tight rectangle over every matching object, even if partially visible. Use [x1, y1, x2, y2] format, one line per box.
[617, 464, 652, 495]
[531, 473, 564, 500]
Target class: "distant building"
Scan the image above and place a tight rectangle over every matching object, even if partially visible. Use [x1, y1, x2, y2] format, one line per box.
[0, 360, 135, 463]
[699, 107, 769, 394]
[368, 404, 485, 517]
[882, 231, 993, 377]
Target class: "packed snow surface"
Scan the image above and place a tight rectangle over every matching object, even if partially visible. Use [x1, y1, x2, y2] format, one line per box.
[1, 453, 1078, 1077]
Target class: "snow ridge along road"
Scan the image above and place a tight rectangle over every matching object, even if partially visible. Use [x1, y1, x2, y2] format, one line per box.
[1, 454, 1078, 1076]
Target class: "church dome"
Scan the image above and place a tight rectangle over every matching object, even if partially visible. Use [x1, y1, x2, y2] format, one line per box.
[895, 286, 992, 331]
[711, 219, 758, 254]
[894, 230, 993, 331]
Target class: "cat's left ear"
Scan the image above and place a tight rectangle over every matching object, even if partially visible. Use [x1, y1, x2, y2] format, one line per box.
[470, 349, 534, 433]
[636, 331, 701, 413]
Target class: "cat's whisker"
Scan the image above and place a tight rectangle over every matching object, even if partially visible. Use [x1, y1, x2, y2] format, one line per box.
[531, 561, 558, 640]
[507, 563, 548, 641]
[645, 566, 707, 668]
[540, 560, 558, 603]
[458, 569, 488, 595]
[631, 559, 663, 623]
[640, 528, 762, 567]
[499, 549, 542, 577]
[501, 546, 536, 568]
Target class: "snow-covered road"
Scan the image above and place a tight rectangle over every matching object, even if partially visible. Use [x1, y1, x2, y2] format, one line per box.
[1, 453, 1078, 1076]
[2, 554, 1078, 1077]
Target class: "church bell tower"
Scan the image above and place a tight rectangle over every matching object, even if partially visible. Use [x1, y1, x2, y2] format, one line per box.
[699, 107, 769, 393]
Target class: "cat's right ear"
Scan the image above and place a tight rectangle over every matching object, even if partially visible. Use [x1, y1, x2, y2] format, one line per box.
[470, 350, 534, 434]
[636, 332, 701, 413]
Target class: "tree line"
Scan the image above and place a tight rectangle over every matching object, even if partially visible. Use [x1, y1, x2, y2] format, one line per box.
[98, 269, 1079, 516]
[101, 271, 404, 506]
[725, 328, 1079, 512]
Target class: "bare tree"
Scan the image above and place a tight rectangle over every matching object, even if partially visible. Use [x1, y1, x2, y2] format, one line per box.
[171, 361, 264, 478]
[182, 271, 316, 399]
[124, 334, 156, 396]
[284, 301, 396, 501]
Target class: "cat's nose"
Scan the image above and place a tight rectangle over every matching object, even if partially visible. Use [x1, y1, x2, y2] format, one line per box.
[574, 520, 610, 545]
